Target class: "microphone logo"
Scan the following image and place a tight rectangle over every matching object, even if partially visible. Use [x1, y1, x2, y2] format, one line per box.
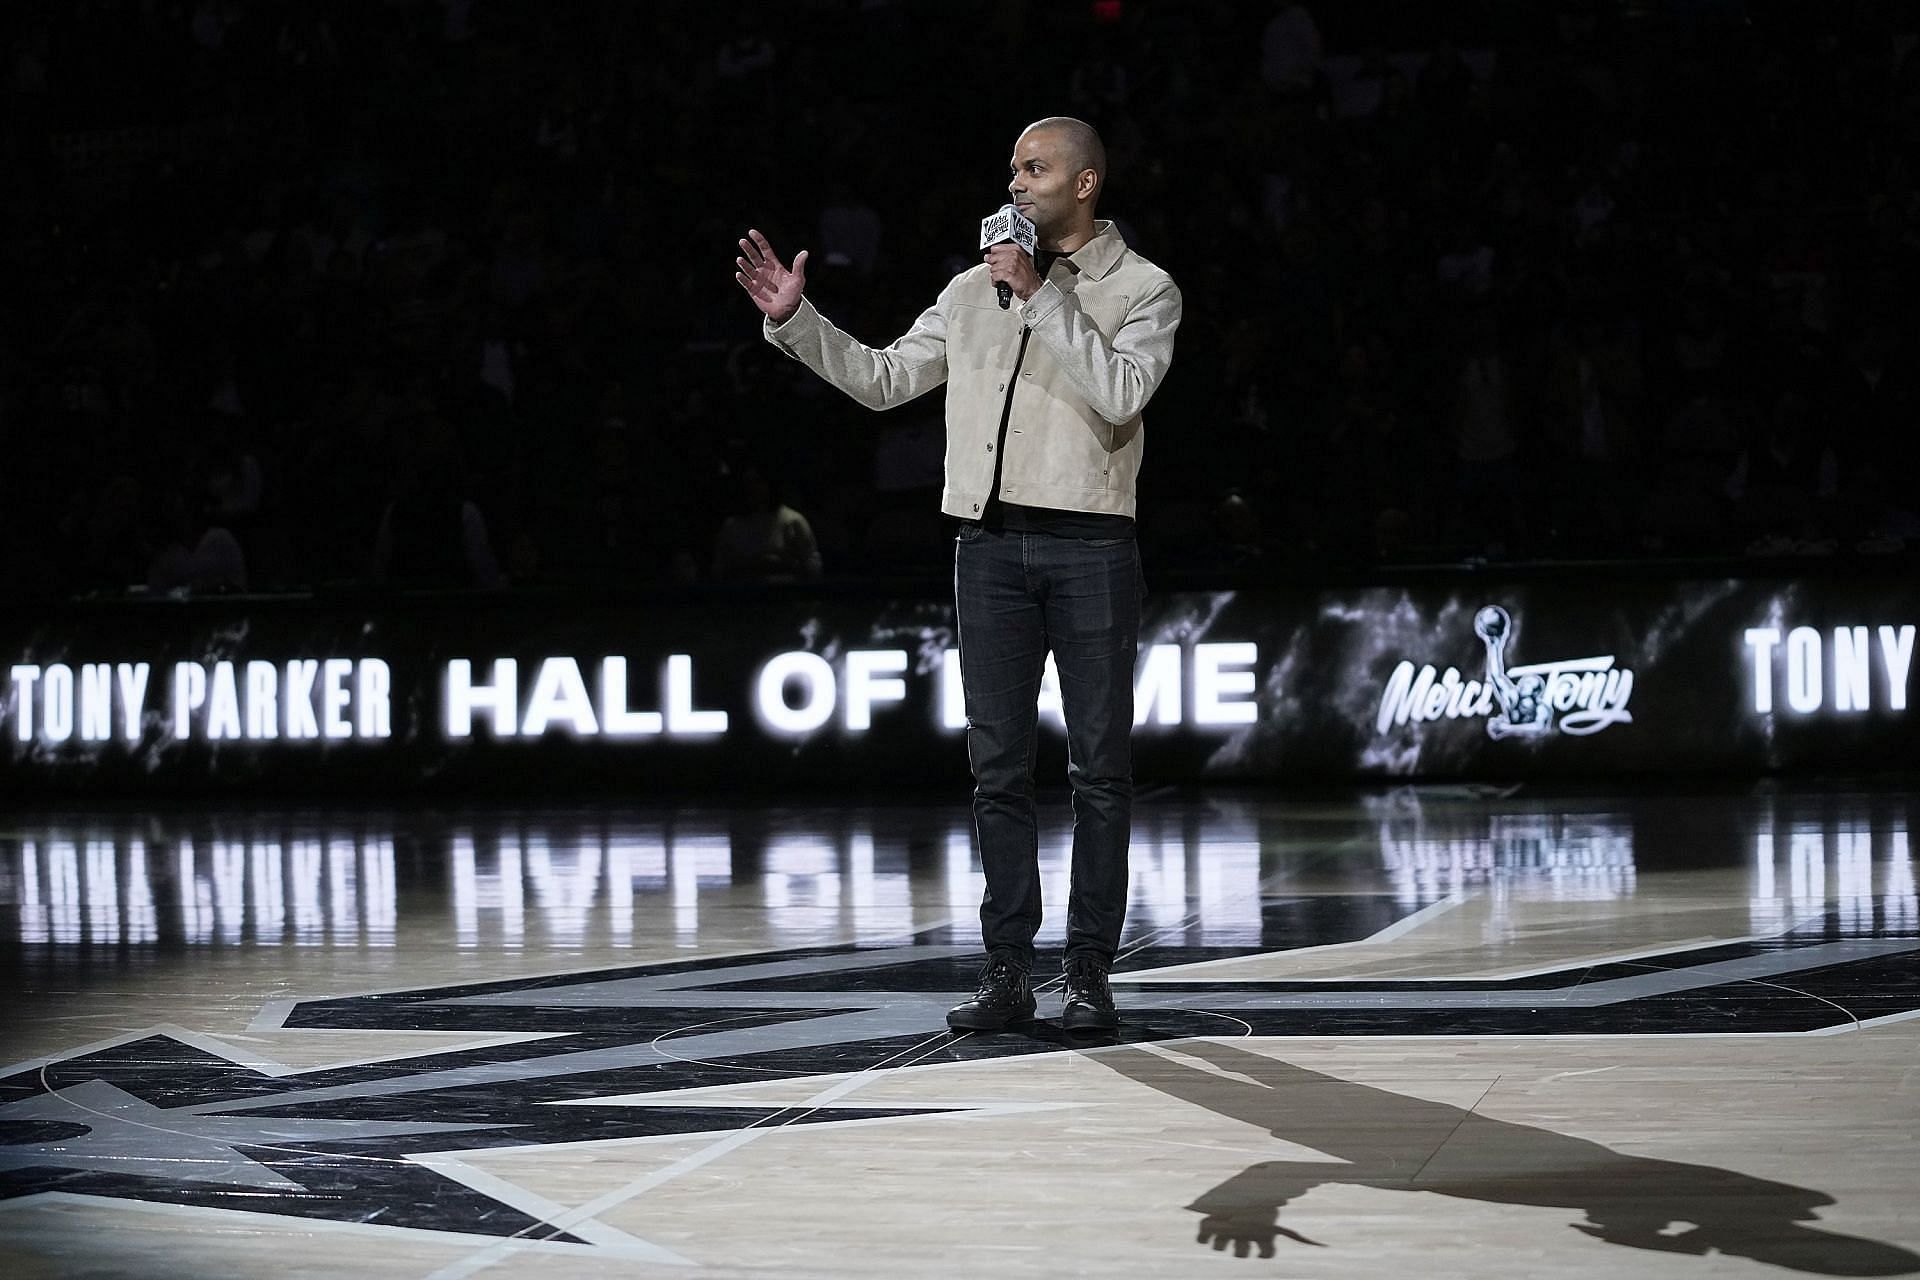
[979, 204, 1038, 256]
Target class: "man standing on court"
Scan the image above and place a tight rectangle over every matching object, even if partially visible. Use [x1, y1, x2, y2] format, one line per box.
[734, 117, 1181, 1033]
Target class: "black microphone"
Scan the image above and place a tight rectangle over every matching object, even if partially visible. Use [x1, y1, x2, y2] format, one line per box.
[979, 204, 1038, 310]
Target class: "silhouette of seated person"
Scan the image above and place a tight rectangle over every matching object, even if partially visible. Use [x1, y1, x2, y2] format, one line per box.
[711, 465, 822, 584]
[147, 487, 248, 594]
[370, 412, 503, 589]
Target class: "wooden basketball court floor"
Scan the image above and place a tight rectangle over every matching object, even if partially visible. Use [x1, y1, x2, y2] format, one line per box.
[2, 783, 1917, 1278]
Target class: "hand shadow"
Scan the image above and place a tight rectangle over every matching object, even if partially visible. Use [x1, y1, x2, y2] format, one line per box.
[1093, 1040, 1920, 1275]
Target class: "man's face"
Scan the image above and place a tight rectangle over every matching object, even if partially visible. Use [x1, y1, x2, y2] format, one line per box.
[1007, 128, 1086, 237]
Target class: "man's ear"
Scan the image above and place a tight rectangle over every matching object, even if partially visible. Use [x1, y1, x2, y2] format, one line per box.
[1077, 169, 1100, 202]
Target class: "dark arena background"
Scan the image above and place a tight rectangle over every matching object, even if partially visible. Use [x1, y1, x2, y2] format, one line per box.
[3, 3, 1919, 1278]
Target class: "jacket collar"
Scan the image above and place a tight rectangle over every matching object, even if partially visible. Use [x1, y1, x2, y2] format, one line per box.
[1061, 220, 1126, 281]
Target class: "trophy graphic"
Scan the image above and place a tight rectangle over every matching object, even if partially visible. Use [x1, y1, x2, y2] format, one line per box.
[1475, 606, 1551, 739]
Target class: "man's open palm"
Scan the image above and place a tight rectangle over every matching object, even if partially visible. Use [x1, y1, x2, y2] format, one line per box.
[735, 230, 807, 325]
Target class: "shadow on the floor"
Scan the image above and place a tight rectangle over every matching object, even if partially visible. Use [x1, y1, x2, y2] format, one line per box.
[1095, 1040, 1920, 1274]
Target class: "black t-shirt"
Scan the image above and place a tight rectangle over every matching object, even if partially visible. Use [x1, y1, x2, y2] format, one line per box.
[967, 249, 1136, 541]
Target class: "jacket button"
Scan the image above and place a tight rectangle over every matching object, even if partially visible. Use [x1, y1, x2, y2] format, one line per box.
[986, 444, 993, 452]
[997, 383, 1005, 391]
[972, 503, 980, 512]
[1023, 370, 1033, 378]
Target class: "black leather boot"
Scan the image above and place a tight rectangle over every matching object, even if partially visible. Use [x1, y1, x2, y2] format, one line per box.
[946, 953, 1036, 1031]
[1061, 955, 1119, 1033]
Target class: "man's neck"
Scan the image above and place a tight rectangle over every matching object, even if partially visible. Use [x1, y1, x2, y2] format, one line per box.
[1042, 218, 1099, 254]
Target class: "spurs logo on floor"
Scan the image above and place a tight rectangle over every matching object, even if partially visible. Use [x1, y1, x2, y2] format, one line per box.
[2, 909, 1914, 1248]
[1376, 605, 1635, 738]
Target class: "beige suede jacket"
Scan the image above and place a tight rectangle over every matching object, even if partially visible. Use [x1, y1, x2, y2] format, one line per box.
[762, 220, 1181, 520]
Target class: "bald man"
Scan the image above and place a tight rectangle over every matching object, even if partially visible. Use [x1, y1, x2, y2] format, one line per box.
[736, 117, 1182, 1035]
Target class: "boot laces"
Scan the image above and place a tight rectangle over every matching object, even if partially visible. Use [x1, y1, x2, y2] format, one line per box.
[1065, 957, 1111, 1002]
[976, 954, 1026, 995]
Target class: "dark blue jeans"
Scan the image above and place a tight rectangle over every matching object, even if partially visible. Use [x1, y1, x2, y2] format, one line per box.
[953, 524, 1142, 969]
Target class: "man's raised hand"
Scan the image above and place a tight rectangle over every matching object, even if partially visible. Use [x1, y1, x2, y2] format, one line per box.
[735, 230, 808, 325]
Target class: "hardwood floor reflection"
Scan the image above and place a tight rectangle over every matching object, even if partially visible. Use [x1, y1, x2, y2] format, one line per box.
[1, 784, 1917, 1278]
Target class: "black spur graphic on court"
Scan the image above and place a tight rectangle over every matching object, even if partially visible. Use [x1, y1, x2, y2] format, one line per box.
[2, 909, 1917, 1252]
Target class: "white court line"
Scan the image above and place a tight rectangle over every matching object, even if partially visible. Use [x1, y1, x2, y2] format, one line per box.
[240, 921, 983, 1028]
[1806, 1007, 1920, 1036]
[176, 1027, 570, 1077]
[0, 1190, 668, 1263]
[0, 1024, 318, 1081]
[1119, 906, 1843, 985]
[404, 1152, 692, 1264]
[1115, 892, 1473, 981]
[422, 1028, 963, 1279]
[0, 1019, 569, 1080]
